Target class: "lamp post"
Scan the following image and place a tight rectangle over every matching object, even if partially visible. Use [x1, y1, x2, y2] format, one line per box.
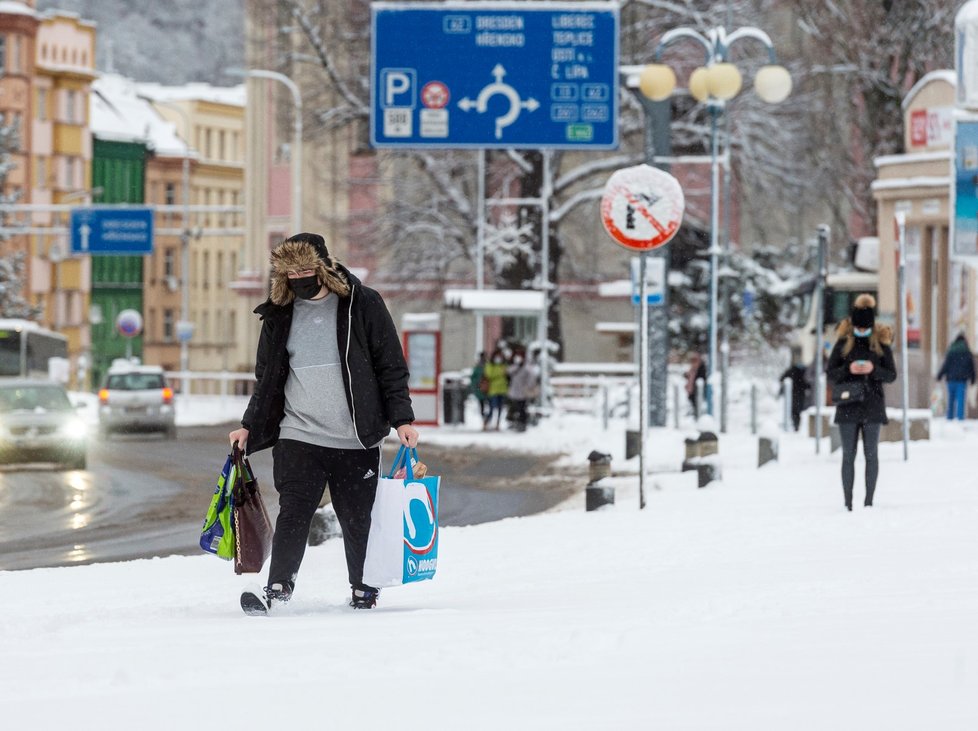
[638, 27, 791, 423]
[227, 68, 303, 234]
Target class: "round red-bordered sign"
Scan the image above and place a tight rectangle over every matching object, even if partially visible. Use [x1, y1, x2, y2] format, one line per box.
[421, 81, 450, 109]
[601, 164, 685, 251]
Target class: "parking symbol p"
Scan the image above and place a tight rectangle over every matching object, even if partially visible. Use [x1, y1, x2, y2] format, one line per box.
[382, 69, 416, 108]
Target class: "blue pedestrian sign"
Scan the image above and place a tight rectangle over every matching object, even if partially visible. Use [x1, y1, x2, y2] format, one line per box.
[70, 207, 154, 256]
[371, 1, 619, 149]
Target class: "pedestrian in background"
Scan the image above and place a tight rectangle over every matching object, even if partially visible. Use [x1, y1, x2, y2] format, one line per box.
[685, 353, 707, 419]
[469, 351, 490, 421]
[507, 351, 539, 432]
[779, 350, 811, 432]
[936, 333, 976, 421]
[826, 293, 896, 511]
[228, 233, 418, 614]
[482, 348, 509, 431]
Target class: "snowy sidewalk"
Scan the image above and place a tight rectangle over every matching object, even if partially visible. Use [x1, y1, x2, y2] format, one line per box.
[3, 408, 977, 728]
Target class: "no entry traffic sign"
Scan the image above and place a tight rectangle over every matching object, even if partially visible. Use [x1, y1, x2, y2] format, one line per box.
[600, 164, 684, 251]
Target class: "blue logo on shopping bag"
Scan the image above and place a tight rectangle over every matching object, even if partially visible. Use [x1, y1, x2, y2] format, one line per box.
[402, 477, 439, 582]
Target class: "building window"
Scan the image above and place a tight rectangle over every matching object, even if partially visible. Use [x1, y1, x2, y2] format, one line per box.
[164, 247, 176, 278]
[165, 182, 176, 205]
[216, 251, 223, 287]
[64, 157, 76, 188]
[65, 90, 77, 123]
[12, 36, 20, 74]
[163, 309, 174, 342]
[36, 156, 46, 188]
[148, 309, 156, 340]
[218, 130, 226, 160]
[0, 36, 6, 76]
[41, 43, 47, 60]
[37, 89, 47, 121]
[202, 312, 209, 342]
[202, 251, 209, 289]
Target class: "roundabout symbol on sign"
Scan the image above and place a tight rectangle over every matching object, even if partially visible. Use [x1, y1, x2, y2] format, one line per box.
[600, 164, 684, 251]
[457, 64, 540, 140]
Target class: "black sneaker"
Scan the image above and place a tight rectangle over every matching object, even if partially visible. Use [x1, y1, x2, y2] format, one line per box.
[241, 582, 292, 615]
[350, 587, 379, 609]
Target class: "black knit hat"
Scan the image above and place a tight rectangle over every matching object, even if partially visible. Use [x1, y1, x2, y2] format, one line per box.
[285, 232, 330, 262]
[851, 306, 875, 329]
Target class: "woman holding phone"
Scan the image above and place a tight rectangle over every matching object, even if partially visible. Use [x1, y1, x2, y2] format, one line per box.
[826, 294, 897, 511]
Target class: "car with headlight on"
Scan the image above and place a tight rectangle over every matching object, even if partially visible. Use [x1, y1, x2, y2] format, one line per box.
[0, 379, 88, 470]
[98, 364, 176, 439]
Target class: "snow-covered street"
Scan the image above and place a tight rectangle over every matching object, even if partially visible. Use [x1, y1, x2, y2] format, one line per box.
[2, 401, 977, 729]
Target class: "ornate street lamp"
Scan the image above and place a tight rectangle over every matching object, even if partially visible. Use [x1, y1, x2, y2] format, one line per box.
[636, 27, 790, 425]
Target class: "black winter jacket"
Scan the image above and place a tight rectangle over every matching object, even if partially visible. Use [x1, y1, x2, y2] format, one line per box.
[240, 268, 414, 455]
[936, 337, 976, 384]
[827, 320, 897, 425]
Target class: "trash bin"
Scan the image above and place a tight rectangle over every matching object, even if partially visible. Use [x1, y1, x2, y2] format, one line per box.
[442, 378, 467, 425]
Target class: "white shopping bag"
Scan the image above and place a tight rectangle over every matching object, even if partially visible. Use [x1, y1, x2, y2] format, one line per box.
[362, 446, 440, 588]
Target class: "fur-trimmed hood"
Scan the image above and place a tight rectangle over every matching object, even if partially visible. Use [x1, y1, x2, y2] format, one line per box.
[268, 235, 350, 305]
[835, 318, 893, 356]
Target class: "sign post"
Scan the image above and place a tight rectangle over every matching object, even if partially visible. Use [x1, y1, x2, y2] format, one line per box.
[601, 164, 684, 509]
[895, 212, 910, 461]
[814, 225, 828, 454]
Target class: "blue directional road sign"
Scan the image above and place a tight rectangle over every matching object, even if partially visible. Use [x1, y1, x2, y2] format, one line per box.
[70, 207, 154, 255]
[371, 1, 619, 149]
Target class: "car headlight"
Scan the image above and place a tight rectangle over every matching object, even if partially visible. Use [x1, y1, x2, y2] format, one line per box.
[62, 419, 88, 440]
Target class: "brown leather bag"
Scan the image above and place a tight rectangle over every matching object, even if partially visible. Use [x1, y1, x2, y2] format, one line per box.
[231, 445, 273, 575]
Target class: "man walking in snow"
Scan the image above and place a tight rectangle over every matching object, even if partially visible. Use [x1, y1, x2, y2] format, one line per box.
[228, 233, 418, 614]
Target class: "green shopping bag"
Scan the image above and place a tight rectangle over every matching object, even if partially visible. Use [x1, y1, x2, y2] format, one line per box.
[199, 454, 236, 560]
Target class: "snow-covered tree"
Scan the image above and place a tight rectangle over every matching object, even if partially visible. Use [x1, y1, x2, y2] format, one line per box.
[782, 0, 956, 243]
[0, 117, 38, 320]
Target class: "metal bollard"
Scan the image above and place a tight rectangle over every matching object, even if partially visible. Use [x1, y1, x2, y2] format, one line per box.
[758, 436, 778, 467]
[308, 506, 342, 546]
[782, 377, 793, 432]
[601, 381, 609, 431]
[673, 382, 681, 429]
[750, 383, 758, 435]
[586, 450, 614, 511]
[695, 378, 705, 423]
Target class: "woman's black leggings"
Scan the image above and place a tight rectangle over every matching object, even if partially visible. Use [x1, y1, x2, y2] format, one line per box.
[838, 422, 881, 507]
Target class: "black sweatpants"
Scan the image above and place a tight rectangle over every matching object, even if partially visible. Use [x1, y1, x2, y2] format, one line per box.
[838, 422, 881, 508]
[268, 439, 381, 593]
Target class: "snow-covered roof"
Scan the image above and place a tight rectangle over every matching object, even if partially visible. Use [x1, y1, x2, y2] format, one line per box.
[870, 176, 949, 192]
[0, 1, 37, 18]
[902, 70, 955, 111]
[444, 288, 544, 315]
[875, 151, 951, 168]
[136, 82, 246, 108]
[598, 280, 630, 298]
[91, 74, 192, 158]
[595, 322, 636, 334]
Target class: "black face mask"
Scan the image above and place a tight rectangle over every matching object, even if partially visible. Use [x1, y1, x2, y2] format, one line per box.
[289, 274, 322, 300]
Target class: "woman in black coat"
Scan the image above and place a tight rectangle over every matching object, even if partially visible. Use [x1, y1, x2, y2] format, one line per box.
[826, 294, 897, 511]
